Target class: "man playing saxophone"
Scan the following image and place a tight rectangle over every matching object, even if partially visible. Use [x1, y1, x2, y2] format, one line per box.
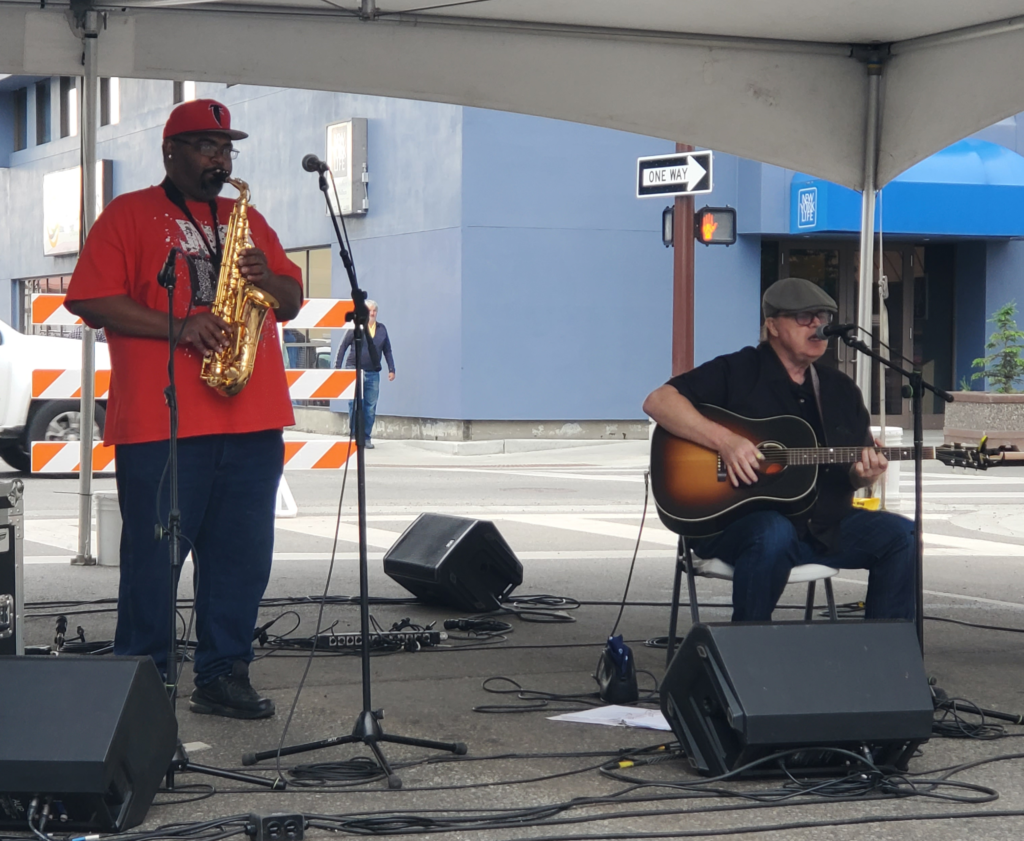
[65, 99, 302, 719]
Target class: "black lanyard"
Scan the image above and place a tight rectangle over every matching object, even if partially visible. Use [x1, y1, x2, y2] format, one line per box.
[161, 178, 223, 274]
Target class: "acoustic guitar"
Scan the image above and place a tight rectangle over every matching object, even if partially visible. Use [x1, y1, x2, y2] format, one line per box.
[650, 404, 1018, 537]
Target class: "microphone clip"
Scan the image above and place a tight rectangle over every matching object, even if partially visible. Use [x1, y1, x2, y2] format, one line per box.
[157, 248, 179, 290]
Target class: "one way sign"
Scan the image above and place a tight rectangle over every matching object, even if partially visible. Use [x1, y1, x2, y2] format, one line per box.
[636, 151, 713, 198]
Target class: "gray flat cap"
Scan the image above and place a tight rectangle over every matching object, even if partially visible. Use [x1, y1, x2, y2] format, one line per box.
[762, 277, 838, 318]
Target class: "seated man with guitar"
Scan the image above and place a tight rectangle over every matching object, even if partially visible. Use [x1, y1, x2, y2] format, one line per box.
[643, 277, 914, 623]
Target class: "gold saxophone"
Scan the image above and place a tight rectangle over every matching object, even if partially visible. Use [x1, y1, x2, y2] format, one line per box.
[200, 177, 279, 397]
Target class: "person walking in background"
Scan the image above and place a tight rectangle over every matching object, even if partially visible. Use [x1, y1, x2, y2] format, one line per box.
[334, 299, 395, 449]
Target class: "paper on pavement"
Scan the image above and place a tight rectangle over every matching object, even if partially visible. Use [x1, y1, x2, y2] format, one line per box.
[548, 705, 671, 731]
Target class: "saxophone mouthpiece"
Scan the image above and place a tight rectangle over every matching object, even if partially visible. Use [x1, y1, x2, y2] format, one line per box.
[212, 169, 230, 184]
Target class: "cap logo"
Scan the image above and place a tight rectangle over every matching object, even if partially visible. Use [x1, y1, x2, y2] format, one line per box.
[209, 103, 225, 127]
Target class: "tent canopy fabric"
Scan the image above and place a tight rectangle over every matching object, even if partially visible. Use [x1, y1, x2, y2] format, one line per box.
[4, 1, 1024, 189]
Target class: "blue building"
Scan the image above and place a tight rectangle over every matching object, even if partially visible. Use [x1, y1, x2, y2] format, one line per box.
[692, 130, 1024, 428]
[1, 76, 1022, 438]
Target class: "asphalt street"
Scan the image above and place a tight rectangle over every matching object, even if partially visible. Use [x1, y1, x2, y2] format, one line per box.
[5, 431, 1024, 841]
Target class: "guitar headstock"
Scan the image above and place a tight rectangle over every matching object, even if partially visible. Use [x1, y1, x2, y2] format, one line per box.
[937, 442, 1023, 470]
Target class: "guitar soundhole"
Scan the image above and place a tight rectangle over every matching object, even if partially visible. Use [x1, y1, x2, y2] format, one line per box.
[759, 441, 785, 476]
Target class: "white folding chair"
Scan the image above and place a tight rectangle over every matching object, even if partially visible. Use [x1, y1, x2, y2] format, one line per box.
[665, 534, 839, 665]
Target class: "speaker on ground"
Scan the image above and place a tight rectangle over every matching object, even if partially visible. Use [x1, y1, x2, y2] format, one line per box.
[0, 655, 178, 832]
[383, 513, 523, 612]
[660, 621, 934, 777]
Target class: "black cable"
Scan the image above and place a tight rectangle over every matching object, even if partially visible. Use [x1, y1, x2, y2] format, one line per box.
[295, 743, 1003, 835]
[609, 470, 649, 638]
[269, 426, 355, 785]
[288, 756, 388, 787]
[472, 674, 659, 714]
[933, 697, 1014, 739]
[927, 614, 1024, 634]
[153, 782, 217, 806]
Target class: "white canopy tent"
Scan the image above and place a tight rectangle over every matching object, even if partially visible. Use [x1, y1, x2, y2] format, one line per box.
[6, 1, 1024, 188]
[5, 0, 1024, 560]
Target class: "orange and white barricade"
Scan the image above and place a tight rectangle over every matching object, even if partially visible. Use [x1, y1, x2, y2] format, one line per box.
[30, 294, 82, 327]
[31, 442, 116, 474]
[32, 369, 354, 402]
[32, 294, 357, 330]
[284, 370, 356, 400]
[282, 440, 358, 469]
[285, 298, 354, 330]
[31, 439, 357, 474]
[32, 370, 112, 399]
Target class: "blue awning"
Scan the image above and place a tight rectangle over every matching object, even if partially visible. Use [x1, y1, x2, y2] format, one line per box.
[790, 138, 1024, 237]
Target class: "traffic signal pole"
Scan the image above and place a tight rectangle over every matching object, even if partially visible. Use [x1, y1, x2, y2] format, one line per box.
[672, 143, 695, 376]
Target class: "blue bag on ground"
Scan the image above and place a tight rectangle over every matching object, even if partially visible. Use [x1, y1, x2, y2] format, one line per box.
[594, 634, 638, 704]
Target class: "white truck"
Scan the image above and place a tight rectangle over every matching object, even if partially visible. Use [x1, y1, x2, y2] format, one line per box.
[0, 318, 110, 472]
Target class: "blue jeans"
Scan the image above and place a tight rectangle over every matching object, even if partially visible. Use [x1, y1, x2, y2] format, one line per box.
[113, 431, 283, 686]
[348, 370, 380, 442]
[690, 509, 915, 622]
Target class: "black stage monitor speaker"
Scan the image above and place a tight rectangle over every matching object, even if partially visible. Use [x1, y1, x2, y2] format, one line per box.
[384, 513, 523, 612]
[0, 655, 178, 832]
[660, 621, 933, 777]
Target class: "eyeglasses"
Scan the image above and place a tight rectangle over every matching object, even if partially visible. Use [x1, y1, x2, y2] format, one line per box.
[787, 310, 834, 327]
[173, 138, 240, 160]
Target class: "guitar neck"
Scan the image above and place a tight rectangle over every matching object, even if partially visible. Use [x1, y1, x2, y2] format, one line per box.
[778, 446, 934, 466]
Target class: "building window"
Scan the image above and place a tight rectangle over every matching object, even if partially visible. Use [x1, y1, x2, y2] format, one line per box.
[35, 80, 51, 145]
[172, 81, 196, 104]
[283, 247, 333, 388]
[59, 77, 78, 138]
[13, 87, 28, 151]
[99, 77, 120, 126]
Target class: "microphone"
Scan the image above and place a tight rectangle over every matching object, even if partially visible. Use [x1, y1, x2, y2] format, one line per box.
[302, 153, 330, 174]
[157, 248, 178, 289]
[815, 322, 856, 340]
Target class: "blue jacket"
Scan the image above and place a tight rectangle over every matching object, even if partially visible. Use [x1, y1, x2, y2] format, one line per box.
[334, 323, 395, 374]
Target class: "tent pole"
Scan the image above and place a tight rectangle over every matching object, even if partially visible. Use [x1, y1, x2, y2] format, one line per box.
[73, 7, 100, 565]
[854, 58, 882, 401]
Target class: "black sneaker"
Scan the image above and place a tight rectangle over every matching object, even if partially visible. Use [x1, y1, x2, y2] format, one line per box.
[364, 440, 375, 449]
[190, 662, 275, 720]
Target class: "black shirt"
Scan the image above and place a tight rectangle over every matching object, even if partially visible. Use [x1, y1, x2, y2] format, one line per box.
[667, 342, 872, 549]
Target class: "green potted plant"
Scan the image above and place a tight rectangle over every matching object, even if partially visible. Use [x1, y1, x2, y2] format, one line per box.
[944, 302, 1024, 448]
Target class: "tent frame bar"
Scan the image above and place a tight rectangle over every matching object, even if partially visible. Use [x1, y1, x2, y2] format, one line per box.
[854, 54, 883, 400]
[72, 3, 100, 565]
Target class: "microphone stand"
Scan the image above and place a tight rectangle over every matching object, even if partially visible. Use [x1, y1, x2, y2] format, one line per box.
[241, 167, 466, 788]
[157, 249, 283, 792]
[838, 329, 953, 652]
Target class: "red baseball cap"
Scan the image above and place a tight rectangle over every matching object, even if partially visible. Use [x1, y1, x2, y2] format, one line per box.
[163, 99, 248, 140]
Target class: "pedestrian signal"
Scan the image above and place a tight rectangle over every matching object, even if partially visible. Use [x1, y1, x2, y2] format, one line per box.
[694, 206, 736, 246]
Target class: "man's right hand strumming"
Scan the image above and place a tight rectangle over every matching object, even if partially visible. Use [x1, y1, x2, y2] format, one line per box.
[643, 383, 763, 488]
[717, 432, 764, 487]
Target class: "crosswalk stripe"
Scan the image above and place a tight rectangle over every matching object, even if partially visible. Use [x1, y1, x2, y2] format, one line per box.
[924, 534, 1024, 556]
[496, 513, 675, 545]
[273, 517, 402, 548]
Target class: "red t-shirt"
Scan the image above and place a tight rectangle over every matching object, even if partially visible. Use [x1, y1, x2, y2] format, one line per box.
[66, 184, 302, 445]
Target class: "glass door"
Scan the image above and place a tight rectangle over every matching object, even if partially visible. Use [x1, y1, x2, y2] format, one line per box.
[765, 240, 951, 428]
[768, 242, 860, 380]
